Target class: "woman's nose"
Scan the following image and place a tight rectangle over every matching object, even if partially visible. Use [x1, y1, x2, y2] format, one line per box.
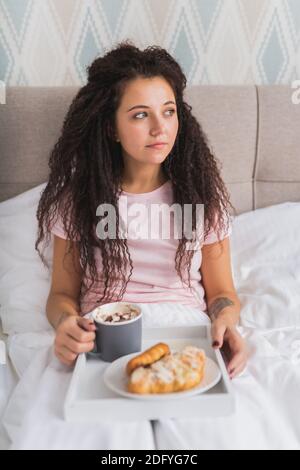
[150, 118, 165, 135]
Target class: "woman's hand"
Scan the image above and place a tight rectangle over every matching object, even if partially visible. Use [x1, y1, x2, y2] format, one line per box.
[211, 316, 249, 380]
[54, 314, 96, 366]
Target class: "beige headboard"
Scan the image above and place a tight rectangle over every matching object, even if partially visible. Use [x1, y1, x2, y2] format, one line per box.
[0, 85, 299, 214]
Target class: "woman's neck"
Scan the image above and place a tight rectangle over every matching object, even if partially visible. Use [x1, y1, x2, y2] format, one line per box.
[121, 167, 168, 194]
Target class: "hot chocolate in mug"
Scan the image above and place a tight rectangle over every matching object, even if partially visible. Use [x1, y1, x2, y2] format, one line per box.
[89, 302, 142, 362]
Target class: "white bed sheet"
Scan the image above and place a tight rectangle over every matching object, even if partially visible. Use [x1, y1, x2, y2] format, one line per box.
[0, 324, 18, 450]
[2, 305, 210, 450]
[2, 306, 300, 450]
[153, 325, 300, 450]
[1, 184, 300, 450]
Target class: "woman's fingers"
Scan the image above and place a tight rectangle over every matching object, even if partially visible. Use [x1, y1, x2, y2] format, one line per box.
[77, 317, 96, 332]
[55, 315, 97, 366]
[211, 321, 227, 349]
[55, 351, 74, 367]
[225, 329, 248, 367]
[227, 350, 246, 373]
[65, 334, 95, 354]
[227, 341, 248, 378]
[68, 322, 96, 343]
[55, 338, 95, 366]
[210, 324, 249, 380]
[55, 345, 78, 364]
[229, 361, 247, 379]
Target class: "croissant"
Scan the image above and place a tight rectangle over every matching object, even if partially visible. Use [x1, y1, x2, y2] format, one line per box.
[126, 342, 170, 376]
[126, 343, 206, 394]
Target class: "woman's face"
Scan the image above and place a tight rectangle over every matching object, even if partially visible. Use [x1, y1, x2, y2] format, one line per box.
[114, 76, 179, 166]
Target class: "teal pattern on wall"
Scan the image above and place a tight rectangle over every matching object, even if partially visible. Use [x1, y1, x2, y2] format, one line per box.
[0, 0, 299, 85]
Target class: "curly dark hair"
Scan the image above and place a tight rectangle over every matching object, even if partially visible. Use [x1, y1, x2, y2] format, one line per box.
[35, 39, 235, 309]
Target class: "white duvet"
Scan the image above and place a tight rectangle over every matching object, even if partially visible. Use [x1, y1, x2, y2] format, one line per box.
[0, 184, 300, 450]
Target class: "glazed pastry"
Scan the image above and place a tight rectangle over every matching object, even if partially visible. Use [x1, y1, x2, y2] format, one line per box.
[127, 345, 206, 394]
[126, 342, 170, 376]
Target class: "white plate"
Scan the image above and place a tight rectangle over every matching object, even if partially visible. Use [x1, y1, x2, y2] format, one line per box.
[103, 351, 222, 400]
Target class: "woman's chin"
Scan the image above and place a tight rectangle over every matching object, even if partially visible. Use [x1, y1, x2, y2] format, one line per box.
[142, 153, 169, 164]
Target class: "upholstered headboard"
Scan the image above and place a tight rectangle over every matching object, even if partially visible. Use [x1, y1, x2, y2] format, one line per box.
[0, 86, 299, 214]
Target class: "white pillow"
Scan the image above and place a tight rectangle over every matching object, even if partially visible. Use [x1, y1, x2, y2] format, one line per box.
[0, 183, 52, 334]
[0, 183, 299, 335]
[231, 201, 300, 329]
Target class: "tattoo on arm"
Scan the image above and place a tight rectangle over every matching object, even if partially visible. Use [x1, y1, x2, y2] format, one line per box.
[208, 297, 234, 320]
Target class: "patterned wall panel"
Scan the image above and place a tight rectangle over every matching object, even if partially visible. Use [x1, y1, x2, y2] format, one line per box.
[0, 0, 299, 86]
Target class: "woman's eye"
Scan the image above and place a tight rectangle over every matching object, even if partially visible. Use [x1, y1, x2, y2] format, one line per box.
[134, 112, 145, 119]
[134, 109, 176, 119]
[166, 109, 176, 116]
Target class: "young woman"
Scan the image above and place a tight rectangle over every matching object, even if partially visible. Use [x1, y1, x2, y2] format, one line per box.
[36, 41, 248, 378]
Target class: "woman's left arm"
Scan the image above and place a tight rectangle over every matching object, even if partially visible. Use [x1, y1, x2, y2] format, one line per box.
[200, 237, 248, 379]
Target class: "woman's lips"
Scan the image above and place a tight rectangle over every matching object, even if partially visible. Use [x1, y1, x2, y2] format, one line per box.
[146, 143, 167, 149]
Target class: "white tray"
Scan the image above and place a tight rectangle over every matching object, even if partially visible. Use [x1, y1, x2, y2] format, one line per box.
[64, 325, 235, 422]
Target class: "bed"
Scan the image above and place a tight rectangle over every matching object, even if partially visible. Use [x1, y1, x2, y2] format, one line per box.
[0, 85, 299, 450]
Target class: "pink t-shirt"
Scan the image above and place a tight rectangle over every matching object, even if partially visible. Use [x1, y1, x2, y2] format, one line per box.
[50, 180, 232, 315]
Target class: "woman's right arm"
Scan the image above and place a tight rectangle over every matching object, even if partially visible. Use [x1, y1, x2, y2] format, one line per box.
[46, 235, 96, 365]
